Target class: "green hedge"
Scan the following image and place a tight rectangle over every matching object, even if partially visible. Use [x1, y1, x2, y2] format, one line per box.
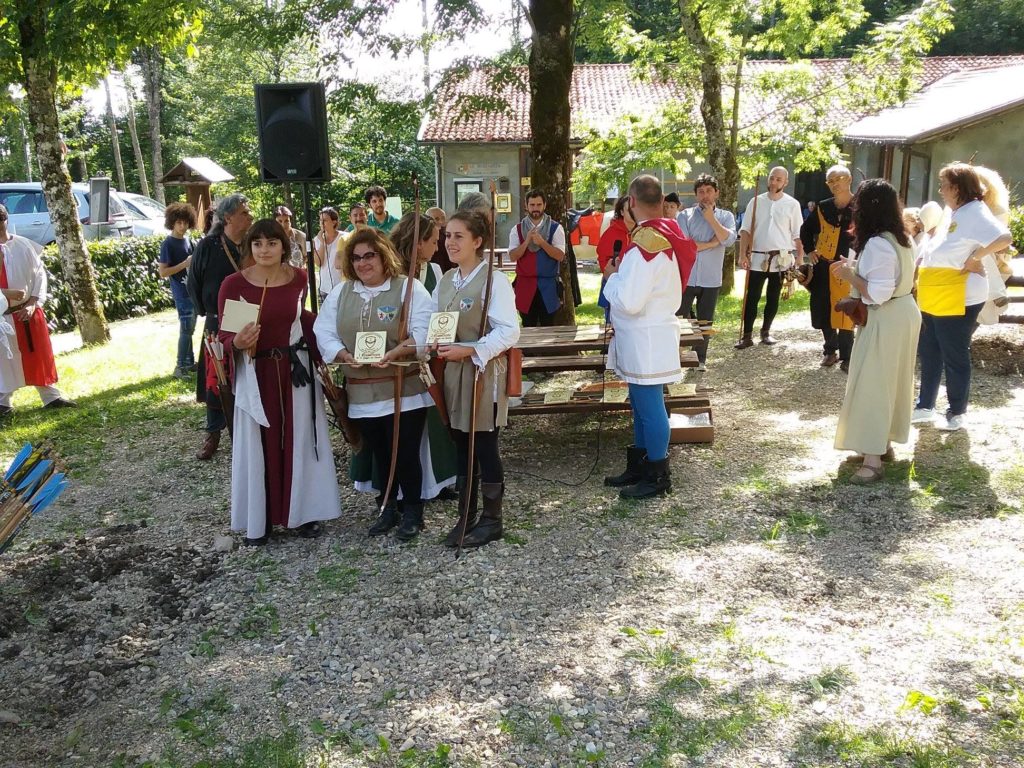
[42, 235, 174, 333]
[1010, 205, 1024, 252]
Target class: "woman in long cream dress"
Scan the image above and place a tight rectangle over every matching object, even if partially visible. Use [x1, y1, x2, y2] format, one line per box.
[832, 180, 921, 484]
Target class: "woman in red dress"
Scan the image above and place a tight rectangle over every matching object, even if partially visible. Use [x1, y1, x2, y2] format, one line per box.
[218, 219, 341, 545]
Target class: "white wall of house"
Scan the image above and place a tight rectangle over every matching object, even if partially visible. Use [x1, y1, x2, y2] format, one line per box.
[436, 144, 521, 236]
[929, 105, 1024, 197]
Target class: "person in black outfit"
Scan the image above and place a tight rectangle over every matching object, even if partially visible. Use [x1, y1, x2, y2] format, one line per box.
[186, 193, 253, 460]
[799, 166, 855, 371]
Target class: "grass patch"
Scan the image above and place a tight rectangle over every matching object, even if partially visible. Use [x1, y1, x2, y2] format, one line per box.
[762, 510, 831, 543]
[804, 666, 855, 699]
[192, 627, 222, 658]
[803, 721, 969, 767]
[977, 678, 1024, 741]
[637, 687, 785, 765]
[171, 688, 232, 748]
[315, 564, 360, 593]
[238, 604, 281, 639]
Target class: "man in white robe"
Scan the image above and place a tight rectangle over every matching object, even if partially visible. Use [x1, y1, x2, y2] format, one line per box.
[0, 204, 76, 418]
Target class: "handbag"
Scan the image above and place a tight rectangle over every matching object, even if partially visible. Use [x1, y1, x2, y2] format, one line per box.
[834, 296, 868, 327]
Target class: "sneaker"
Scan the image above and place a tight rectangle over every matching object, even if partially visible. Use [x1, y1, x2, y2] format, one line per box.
[937, 414, 965, 432]
[696, 362, 706, 372]
[911, 408, 936, 425]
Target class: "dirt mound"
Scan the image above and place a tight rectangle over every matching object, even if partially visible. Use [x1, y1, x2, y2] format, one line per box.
[972, 334, 1024, 375]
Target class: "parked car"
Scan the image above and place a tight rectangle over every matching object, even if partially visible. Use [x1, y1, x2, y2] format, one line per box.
[0, 182, 135, 245]
[120, 192, 169, 237]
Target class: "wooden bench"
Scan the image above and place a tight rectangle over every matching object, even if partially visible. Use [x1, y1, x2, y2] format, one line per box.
[521, 349, 699, 373]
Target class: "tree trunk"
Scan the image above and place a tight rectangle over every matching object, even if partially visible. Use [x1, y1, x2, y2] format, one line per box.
[123, 74, 150, 197]
[138, 47, 166, 204]
[678, 2, 741, 296]
[104, 76, 128, 193]
[528, 0, 575, 324]
[21, 50, 110, 344]
[17, 105, 32, 182]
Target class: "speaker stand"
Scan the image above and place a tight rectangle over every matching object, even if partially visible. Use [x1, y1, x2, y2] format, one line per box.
[302, 182, 318, 314]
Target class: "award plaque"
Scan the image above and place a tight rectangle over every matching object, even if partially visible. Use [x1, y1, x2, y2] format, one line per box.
[354, 331, 387, 363]
[427, 311, 459, 344]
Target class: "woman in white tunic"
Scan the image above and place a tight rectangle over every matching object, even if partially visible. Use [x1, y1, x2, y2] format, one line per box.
[314, 228, 434, 541]
[432, 210, 520, 548]
[832, 180, 921, 484]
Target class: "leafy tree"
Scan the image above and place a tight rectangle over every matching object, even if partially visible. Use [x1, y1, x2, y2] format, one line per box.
[573, 0, 953, 292]
[0, 0, 196, 343]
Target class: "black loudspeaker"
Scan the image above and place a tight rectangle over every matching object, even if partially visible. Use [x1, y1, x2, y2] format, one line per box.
[254, 83, 331, 183]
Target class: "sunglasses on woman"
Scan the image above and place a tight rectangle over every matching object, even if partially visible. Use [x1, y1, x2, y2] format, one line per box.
[350, 251, 378, 263]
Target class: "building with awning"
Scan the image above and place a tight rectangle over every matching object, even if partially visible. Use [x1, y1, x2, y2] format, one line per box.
[843, 64, 1024, 206]
[421, 56, 1024, 217]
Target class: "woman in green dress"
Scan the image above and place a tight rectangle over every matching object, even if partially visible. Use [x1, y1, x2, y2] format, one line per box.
[348, 212, 458, 504]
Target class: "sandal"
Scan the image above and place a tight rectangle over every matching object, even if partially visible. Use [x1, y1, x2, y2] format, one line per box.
[849, 465, 885, 485]
[842, 447, 896, 465]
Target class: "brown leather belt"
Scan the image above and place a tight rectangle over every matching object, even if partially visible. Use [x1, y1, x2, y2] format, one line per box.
[347, 369, 401, 385]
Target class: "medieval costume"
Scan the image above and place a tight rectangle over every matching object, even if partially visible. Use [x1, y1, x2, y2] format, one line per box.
[432, 262, 520, 547]
[603, 219, 695, 498]
[835, 234, 920, 456]
[218, 269, 341, 541]
[800, 198, 855, 368]
[509, 214, 566, 326]
[188, 230, 244, 456]
[736, 191, 803, 346]
[314, 276, 434, 539]
[0, 235, 74, 413]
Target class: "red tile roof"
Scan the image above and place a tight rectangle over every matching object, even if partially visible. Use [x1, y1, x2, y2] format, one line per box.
[418, 57, 1024, 144]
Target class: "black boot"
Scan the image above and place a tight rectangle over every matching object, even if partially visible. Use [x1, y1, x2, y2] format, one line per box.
[367, 498, 400, 536]
[395, 501, 424, 542]
[734, 334, 754, 350]
[620, 458, 671, 499]
[461, 482, 503, 548]
[604, 445, 646, 487]
[444, 475, 480, 547]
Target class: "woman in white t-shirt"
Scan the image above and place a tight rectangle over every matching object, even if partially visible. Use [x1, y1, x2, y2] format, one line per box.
[313, 206, 344, 302]
[912, 163, 1012, 432]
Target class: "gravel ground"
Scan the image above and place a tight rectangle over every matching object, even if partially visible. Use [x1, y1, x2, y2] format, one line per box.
[1, 315, 1023, 768]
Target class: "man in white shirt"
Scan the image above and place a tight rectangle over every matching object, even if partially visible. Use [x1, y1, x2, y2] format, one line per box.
[735, 166, 804, 348]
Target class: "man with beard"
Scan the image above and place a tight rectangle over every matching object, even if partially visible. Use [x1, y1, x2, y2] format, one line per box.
[364, 185, 399, 234]
[735, 166, 804, 349]
[799, 165, 856, 371]
[508, 188, 566, 326]
[187, 193, 253, 460]
[344, 201, 369, 233]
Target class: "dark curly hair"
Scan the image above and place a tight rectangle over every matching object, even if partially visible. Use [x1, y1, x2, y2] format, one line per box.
[852, 179, 910, 251]
[164, 202, 197, 231]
